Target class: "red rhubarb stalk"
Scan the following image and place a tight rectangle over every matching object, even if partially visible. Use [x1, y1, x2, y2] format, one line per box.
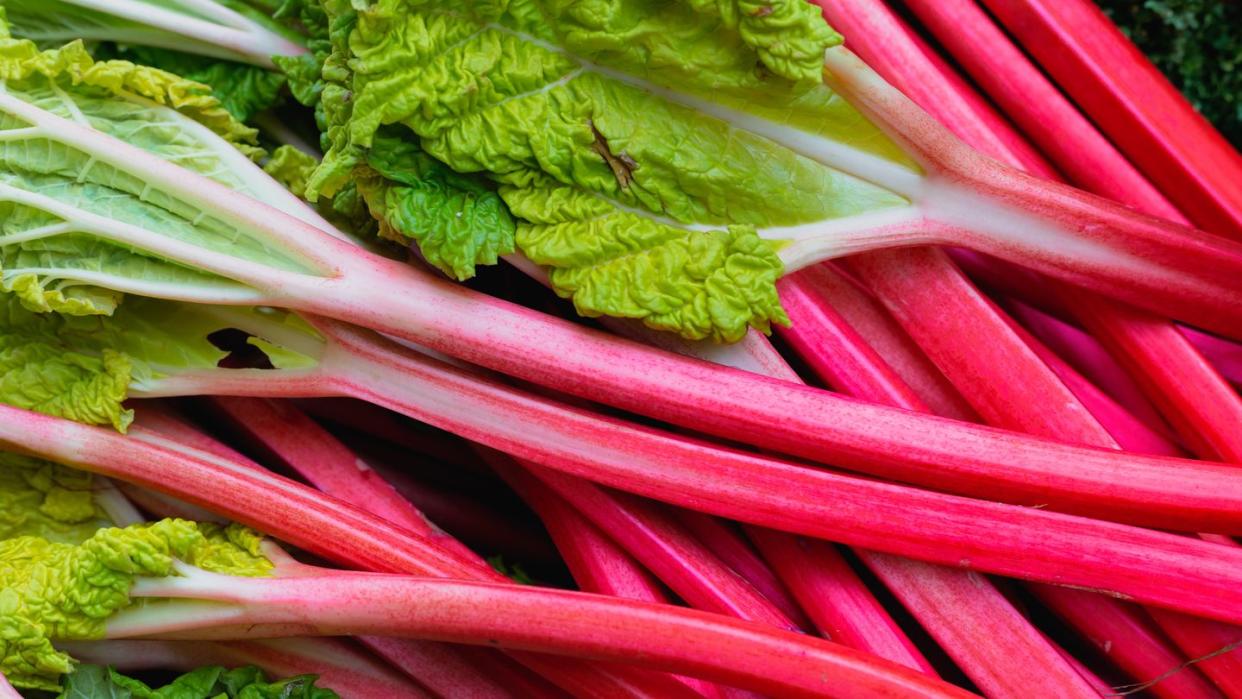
[115, 570, 976, 699]
[674, 513, 816, 634]
[515, 462, 800, 631]
[903, 0, 1242, 465]
[14, 391, 1242, 623]
[743, 528, 937, 676]
[975, 0, 1242, 237]
[1143, 610, 1242, 698]
[1031, 587, 1224, 699]
[499, 464, 668, 604]
[901, 0, 1184, 223]
[201, 396, 483, 565]
[820, 1, 1233, 691]
[145, 318, 1242, 532]
[493, 458, 727, 699]
[1002, 300, 1177, 442]
[130, 407, 651, 699]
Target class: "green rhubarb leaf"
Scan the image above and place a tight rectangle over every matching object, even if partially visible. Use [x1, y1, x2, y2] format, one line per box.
[0, 299, 137, 431]
[0, 519, 273, 691]
[263, 145, 320, 200]
[506, 181, 786, 342]
[0, 27, 336, 315]
[78, 663, 340, 699]
[92, 45, 287, 123]
[305, 0, 914, 340]
[0, 453, 111, 545]
[359, 132, 515, 280]
[0, 296, 321, 431]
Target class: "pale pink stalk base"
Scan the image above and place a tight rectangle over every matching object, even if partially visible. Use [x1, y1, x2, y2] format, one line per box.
[1032, 587, 1222, 699]
[202, 396, 483, 565]
[819, 47, 1242, 340]
[520, 462, 799, 631]
[0, 673, 19, 699]
[744, 529, 936, 676]
[24, 81, 1242, 525]
[26, 92, 1242, 529]
[16, 76, 1242, 521]
[118, 573, 975, 699]
[977, 0, 1242, 237]
[675, 513, 815, 633]
[895, 0, 1242, 463]
[59, 638, 431, 699]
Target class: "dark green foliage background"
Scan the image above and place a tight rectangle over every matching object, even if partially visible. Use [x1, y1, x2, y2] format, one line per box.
[1098, 0, 1241, 148]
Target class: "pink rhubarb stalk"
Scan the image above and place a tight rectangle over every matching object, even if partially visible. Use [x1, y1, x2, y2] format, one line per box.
[0, 673, 18, 699]
[1002, 300, 1177, 442]
[820, 0, 1233, 691]
[131, 407, 529, 699]
[144, 317, 1242, 533]
[493, 458, 726, 699]
[512, 461, 800, 631]
[903, 0, 1242, 465]
[11, 394, 1242, 623]
[499, 464, 668, 605]
[674, 513, 816, 634]
[743, 528, 936, 676]
[8, 62, 1242, 497]
[113, 569, 976, 699]
[201, 396, 483, 565]
[975, 0, 1242, 237]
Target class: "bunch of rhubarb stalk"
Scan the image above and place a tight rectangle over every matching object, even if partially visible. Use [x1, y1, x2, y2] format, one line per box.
[2, 0, 1242, 697]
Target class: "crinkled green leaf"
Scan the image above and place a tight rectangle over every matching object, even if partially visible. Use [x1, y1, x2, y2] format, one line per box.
[0, 30, 338, 316]
[0, 453, 111, 545]
[0, 519, 272, 691]
[305, 0, 913, 340]
[0, 299, 137, 431]
[58, 665, 130, 699]
[507, 181, 786, 342]
[0, 296, 321, 431]
[92, 45, 286, 123]
[263, 145, 320, 200]
[359, 132, 515, 280]
[58, 663, 339, 699]
[681, 0, 844, 84]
